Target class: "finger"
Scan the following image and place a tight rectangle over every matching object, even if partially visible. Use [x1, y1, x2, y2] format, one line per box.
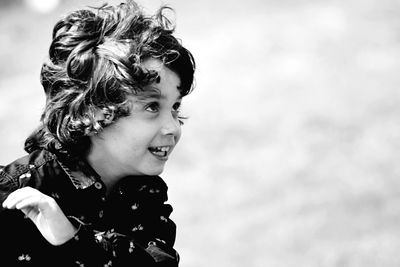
[14, 195, 43, 210]
[4, 187, 39, 204]
[3, 193, 37, 209]
[2, 188, 30, 208]
[11, 193, 56, 217]
[3, 187, 43, 209]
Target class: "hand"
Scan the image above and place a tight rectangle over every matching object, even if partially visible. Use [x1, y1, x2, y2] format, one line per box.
[2, 186, 77, 245]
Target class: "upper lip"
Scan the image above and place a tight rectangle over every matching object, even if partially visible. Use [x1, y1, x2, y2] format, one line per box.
[148, 145, 174, 152]
[149, 144, 174, 148]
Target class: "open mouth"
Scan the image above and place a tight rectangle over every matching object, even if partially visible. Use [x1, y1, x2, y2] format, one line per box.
[148, 146, 171, 158]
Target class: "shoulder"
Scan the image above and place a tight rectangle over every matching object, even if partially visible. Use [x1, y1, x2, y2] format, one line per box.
[1, 149, 57, 180]
[1, 148, 101, 197]
[0, 150, 60, 200]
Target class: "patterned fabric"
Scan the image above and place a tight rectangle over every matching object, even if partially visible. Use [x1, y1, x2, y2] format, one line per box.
[0, 149, 179, 266]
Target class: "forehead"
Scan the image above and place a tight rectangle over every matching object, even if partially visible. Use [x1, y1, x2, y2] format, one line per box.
[138, 58, 182, 100]
[142, 58, 165, 73]
[142, 58, 180, 83]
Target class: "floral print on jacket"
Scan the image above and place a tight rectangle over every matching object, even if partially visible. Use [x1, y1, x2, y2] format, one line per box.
[0, 149, 179, 266]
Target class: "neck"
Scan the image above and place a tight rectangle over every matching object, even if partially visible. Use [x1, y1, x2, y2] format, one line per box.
[86, 148, 122, 195]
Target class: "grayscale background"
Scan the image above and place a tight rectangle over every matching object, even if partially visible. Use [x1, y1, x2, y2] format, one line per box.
[1, 0, 400, 266]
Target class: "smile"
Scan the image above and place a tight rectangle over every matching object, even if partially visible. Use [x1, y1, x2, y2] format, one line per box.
[148, 146, 171, 158]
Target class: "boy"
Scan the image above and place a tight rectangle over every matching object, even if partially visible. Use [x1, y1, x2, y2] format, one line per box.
[0, 1, 195, 266]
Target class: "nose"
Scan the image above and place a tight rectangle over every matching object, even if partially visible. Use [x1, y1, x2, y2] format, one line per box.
[160, 114, 181, 138]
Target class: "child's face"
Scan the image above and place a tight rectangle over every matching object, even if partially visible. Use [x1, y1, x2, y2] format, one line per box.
[88, 58, 182, 178]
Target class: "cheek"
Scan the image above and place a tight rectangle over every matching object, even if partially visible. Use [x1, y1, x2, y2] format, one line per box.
[175, 127, 182, 143]
[119, 126, 156, 151]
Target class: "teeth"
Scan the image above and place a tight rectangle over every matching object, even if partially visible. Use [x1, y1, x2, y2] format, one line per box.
[149, 146, 170, 156]
[151, 146, 170, 152]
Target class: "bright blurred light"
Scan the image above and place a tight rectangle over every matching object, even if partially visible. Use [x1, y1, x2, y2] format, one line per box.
[24, 0, 60, 13]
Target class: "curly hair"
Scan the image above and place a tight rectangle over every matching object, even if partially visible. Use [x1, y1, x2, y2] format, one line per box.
[24, 0, 195, 157]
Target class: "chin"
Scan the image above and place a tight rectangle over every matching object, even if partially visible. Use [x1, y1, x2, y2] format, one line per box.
[142, 166, 164, 176]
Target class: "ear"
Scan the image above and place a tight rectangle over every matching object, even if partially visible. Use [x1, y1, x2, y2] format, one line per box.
[94, 107, 116, 126]
[93, 109, 106, 121]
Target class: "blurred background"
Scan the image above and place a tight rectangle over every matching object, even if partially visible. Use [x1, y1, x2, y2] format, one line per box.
[1, 0, 400, 266]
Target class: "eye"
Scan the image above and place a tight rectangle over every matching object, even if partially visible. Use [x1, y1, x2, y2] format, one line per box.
[172, 102, 187, 125]
[145, 102, 160, 113]
[172, 102, 181, 112]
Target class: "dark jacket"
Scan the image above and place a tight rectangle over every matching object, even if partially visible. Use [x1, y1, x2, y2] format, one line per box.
[0, 149, 179, 266]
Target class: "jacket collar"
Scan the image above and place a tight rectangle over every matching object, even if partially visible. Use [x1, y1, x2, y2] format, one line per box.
[56, 155, 100, 190]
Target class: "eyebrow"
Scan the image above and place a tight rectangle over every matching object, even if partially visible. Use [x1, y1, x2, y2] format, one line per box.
[136, 86, 182, 101]
[136, 87, 162, 100]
